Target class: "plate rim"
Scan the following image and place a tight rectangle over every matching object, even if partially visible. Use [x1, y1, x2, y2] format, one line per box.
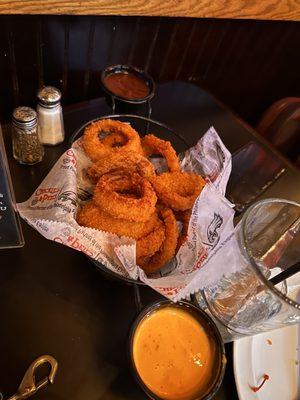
[233, 324, 299, 400]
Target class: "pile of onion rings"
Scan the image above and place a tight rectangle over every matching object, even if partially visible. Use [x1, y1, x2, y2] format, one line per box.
[77, 119, 206, 275]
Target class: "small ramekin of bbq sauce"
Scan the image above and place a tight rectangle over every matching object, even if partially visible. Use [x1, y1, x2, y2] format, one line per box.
[101, 65, 155, 113]
[129, 300, 226, 400]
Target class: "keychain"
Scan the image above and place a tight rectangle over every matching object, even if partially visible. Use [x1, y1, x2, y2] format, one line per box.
[1, 355, 58, 400]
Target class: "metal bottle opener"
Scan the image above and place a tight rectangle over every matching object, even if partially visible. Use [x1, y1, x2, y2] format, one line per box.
[2, 355, 58, 400]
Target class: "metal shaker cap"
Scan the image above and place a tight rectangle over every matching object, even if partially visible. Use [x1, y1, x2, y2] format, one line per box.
[37, 86, 61, 107]
[13, 107, 37, 128]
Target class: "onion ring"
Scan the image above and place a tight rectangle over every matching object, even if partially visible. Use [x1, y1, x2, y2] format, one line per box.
[175, 209, 192, 251]
[142, 134, 180, 172]
[82, 119, 143, 161]
[136, 219, 165, 266]
[101, 131, 126, 147]
[141, 208, 178, 274]
[77, 202, 160, 240]
[152, 171, 205, 211]
[87, 152, 156, 183]
[93, 173, 157, 222]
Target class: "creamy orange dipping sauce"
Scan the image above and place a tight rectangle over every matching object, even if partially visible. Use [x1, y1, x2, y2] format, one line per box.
[133, 306, 219, 400]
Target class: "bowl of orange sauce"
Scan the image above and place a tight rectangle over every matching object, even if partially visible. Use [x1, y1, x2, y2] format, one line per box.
[101, 65, 155, 105]
[129, 300, 226, 400]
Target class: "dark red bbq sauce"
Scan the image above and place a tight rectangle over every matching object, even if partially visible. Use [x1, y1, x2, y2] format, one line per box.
[103, 72, 150, 100]
[249, 374, 270, 392]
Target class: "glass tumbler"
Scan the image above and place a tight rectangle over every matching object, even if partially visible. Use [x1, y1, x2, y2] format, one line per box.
[198, 198, 300, 340]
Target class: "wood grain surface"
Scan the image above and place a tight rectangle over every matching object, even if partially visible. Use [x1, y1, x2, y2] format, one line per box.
[0, 0, 300, 21]
[0, 14, 299, 126]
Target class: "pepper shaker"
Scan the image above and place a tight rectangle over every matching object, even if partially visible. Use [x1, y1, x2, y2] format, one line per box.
[37, 86, 65, 146]
[12, 107, 44, 165]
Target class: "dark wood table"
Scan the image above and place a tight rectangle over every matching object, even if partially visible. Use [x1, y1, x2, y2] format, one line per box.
[0, 82, 299, 400]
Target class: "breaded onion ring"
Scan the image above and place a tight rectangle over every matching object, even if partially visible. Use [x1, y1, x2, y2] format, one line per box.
[93, 173, 157, 222]
[82, 119, 143, 161]
[141, 208, 179, 274]
[101, 132, 126, 147]
[136, 219, 165, 266]
[175, 209, 192, 251]
[77, 201, 160, 240]
[152, 171, 206, 211]
[142, 134, 180, 172]
[87, 152, 156, 183]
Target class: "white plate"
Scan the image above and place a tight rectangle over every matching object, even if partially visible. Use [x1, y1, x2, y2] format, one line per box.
[234, 323, 300, 400]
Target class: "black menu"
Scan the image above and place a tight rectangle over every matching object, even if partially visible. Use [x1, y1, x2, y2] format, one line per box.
[0, 126, 24, 248]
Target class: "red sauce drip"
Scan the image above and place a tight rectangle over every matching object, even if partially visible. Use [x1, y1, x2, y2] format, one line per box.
[249, 374, 270, 392]
[103, 72, 150, 100]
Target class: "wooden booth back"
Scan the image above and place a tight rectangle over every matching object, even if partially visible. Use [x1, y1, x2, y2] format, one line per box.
[0, 15, 300, 125]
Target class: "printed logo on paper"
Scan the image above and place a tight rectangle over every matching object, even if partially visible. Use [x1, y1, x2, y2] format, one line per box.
[54, 234, 94, 257]
[154, 285, 185, 297]
[57, 190, 77, 207]
[205, 213, 223, 248]
[60, 149, 77, 173]
[30, 187, 77, 216]
[31, 187, 60, 206]
[62, 149, 77, 167]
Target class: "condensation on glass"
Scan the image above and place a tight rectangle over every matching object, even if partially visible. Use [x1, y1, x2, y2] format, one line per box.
[196, 199, 300, 341]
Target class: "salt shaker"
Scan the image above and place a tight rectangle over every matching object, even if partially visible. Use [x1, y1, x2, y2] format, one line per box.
[37, 86, 65, 145]
[12, 107, 44, 165]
